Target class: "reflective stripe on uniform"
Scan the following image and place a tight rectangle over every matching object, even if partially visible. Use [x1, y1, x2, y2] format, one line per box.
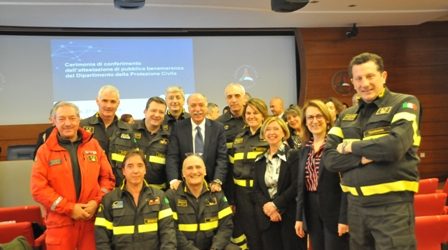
[94, 217, 113, 230]
[231, 234, 247, 244]
[50, 196, 63, 211]
[361, 180, 418, 196]
[340, 184, 359, 196]
[233, 178, 253, 187]
[149, 183, 167, 190]
[234, 151, 263, 161]
[341, 180, 419, 196]
[158, 208, 173, 220]
[172, 212, 178, 220]
[362, 134, 388, 141]
[328, 127, 344, 139]
[111, 153, 125, 162]
[138, 223, 158, 233]
[113, 225, 134, 235]
[148, 155, 166, 164]
[178, 221, 219, 232]
[218, 206, 233, 219]
[229, 155, 234, 164]
[391, 112, 421, 146]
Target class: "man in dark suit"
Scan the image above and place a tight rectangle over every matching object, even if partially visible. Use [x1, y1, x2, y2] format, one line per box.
[166, 93, 228, 192]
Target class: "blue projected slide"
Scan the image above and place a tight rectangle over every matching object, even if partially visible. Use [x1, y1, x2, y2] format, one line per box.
[51, 38, 194, 118]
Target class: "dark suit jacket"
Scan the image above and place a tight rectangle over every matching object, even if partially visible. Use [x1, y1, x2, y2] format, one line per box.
[166, 118, 228, 183]
[253, 147, 299, 231]
[295, 145, 347, 234]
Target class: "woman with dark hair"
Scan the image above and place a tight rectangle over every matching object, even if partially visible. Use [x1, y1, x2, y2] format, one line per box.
[325, 97, 345, 123]
[295, 99, 349, 250]
[284, 104, 305, 149]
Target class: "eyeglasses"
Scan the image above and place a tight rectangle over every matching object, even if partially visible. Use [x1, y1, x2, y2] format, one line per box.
[306, 114, 324, 121]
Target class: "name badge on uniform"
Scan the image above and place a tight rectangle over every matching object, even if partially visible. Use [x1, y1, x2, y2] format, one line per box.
[234, 137, 244, 144]
[112, 200, 124, 209]
[376, 106, 392, 115]
[342, 114, 357, 121]
[148, 197, 160, 206]
[177, 199, 188, 207]
[206, 197, 218, 206]
[120, 133, 131, 140]
[83, 126, 95, 134]
[49, 159, 62, 166]
[134, 132, 142, 140]
[144, 218, 157, 224]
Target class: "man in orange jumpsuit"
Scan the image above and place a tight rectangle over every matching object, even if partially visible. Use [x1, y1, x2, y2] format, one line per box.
[31, 101, 115, 249]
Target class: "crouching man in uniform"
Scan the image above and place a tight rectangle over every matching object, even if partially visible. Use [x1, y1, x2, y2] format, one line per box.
[95, 150, 176, 249]
[166, 154, 239, 250]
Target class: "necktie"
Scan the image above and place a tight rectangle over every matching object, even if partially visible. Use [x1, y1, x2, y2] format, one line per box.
[195, 126, 204, 154]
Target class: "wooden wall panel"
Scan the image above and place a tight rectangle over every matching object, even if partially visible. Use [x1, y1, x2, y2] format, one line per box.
[297, 21, 448, 179]
[0, 124, 48, 160]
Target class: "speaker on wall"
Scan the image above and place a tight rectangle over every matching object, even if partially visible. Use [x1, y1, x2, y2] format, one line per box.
[272, 0, 309, 13]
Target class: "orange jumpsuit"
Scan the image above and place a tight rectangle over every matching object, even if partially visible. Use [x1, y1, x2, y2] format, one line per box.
[31, 128, 115, 250]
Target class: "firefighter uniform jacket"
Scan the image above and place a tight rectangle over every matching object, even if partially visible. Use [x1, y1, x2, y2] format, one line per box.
[323, 88, 421, 206]
[81, 113, 137, 186]
[217, 112, 245, 151]
[31, 128, 115, 229]
[133, 120, 171, 190]
[95, 182, 176, 250]
[230, 127, 269, 189]
[163, 110, 191, 132]
[165, 182, 234, 250]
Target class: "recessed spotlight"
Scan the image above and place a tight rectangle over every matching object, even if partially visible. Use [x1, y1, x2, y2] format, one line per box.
[348, 4, 357, 7]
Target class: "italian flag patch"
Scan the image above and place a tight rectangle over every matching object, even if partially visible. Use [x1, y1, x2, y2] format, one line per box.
[402, 102, 417, 110]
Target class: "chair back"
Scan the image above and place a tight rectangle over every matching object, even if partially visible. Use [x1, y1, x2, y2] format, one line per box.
[417, 178, 439, 194]
[0, 222, 34, 246]
[415, 215, 448, 250]
[0, 206, 43, 225]
[414, 193, 447, 216]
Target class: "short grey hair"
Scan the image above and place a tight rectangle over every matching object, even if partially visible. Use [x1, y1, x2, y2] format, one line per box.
[98, 85, 120, 99]
[52, 101, 80, 118]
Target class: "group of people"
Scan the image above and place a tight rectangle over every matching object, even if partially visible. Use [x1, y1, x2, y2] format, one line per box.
[30, 52, 421, 250]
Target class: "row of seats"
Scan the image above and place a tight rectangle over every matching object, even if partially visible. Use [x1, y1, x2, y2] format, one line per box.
[0, 205, 45, 249]
[414, 178, 448, 250]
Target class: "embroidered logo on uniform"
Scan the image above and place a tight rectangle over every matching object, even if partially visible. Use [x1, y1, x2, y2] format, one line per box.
[376, 106, 392, 115]
[342, 114, 357, 121]
[120, 133, 131, 140]
[144, 218, 157, 224]
[134, 132, 142, 140]
[402, 102, 417, 111]
[87, 155, 97, 162]
[164, 197, 169, 204]
[112, 200, 124, 209]
[49, 159, 62, 166]
[98, 204, 104, 213]
[162, 125, 169, 131]
[177, 199, 188, 207]
[84, 150, 97, 155]
[206, 197, 218, 206]
[224, 125, 229, 130]
[83, 126, 95, 134]
[160, 138, 168, 145]
[222, 196, 227, 202]
[148, 197, 160, 205]
[234, 137, 244, 144]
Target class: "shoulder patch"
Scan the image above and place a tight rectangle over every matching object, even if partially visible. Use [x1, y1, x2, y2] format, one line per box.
[148, 197, 160, 206]
[83, 126, 95, 134]
[177, 199, 188, 207]
[402, 102, 417, 111]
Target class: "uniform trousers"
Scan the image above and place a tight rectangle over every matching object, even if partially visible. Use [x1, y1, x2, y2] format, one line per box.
[348, 198, 416, 250]
[45, 219, 95, 250]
